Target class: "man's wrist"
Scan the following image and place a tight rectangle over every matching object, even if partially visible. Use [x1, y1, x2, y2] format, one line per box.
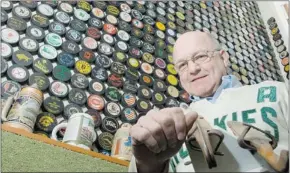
[136, 159, 170, 173]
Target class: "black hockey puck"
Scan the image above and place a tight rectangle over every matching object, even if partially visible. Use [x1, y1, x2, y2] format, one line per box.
[28, 73, 50, 91]
[68, 88, 87, 106]
[43, 96, 64, 115]
[63, 103, 83, 120]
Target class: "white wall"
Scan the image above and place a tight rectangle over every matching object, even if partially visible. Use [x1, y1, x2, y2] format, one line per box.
[256, 1, 289, 84]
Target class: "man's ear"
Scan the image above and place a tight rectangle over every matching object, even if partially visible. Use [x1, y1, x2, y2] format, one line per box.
[220, 50, 230, 67]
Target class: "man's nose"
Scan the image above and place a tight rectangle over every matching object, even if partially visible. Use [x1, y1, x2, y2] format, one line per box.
[187, 61, 201, 74]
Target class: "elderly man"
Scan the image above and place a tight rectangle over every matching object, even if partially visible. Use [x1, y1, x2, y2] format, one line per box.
[129, 31, 288, 172]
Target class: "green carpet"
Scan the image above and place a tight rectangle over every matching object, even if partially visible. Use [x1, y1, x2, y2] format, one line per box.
[1, 131, 128, 172]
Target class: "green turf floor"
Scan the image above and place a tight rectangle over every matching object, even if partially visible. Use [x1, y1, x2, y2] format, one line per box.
[1, 131, 128, 172]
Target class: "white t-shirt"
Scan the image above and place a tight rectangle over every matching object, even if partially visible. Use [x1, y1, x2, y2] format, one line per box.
[129, 81, 289, 172]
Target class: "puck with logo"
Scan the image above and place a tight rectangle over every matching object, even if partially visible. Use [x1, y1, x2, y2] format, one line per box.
[71, 73, 89, 89]
[49, 80, 69, 98]
[75, 60, 92, 75]
[12, 49, 34, 67]
[91, 67, 108, 82]
[43, 96, 64, 115]
[152, 92, 166, 105]
[139, 74, 154, 87]
[104, 102, 121, 118]
[87, 94, 105, 111]
[1, 42, 13, 59]
[32, 58, 53, 75]
[137, 85, 152, 100]
[97, 132, 114, 151]
[105, 86, 121, 102]
[166, 85, 179, 98]
[108, 73, 124, 88]
[62, 40, 81, 55]
[95, 54, 111, 69]
[65, 29, 82, 43]
[89, 79, 105, 95]
[52, 65, 71, 82]
[1, 80, 21, 98]
[123, 80, 138, 94]
[35, 112, 57, 133]
[7, 16, 27, 33]
[101, 116, 119, 135]
[69, 88, 87, 106]
[121, 93, 137, 108]
[1, 28, 20, 46]
[63, 103, 83, 120]
[28, 73, 50, 91]
[57, 52, 75, 68]
[166, 74, 179, 86]
[136, 99, 152, 113]
[110, 62, 126, 75]
[113, 51, 127, 63]
[153, 68, 166, 80]
[121, 107, 138, 124]
[79, 49, 96, 63]
[98, 42, 113, 56]
[7, 65, 29, 84]
[44, 33, 62, 48]
[153, 79, 167, 92]
[38, 44, 58, 60]
[49, 21, 66, 36]
[127, 57, 140, 70]
[30, 13, 49, 29]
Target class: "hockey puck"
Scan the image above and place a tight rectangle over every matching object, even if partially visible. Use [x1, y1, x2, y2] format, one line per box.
[43, 96, 64, 115]
[35, 112, 57, 133]
[121, 107, 138, 124]
[57, 52, 75, 68]
[38, 44, 58, 60]
[32, 58, 53, 75]
[136, 99, 151, 113]
[75, 60, 92, 75]
[91, 67, 108, 82]
[1, 80, 21, 98]
[71, 73, 89, 89]
[105, 86, 121, 102]
[101, 116, 119, 134]
[87, 94, 105, 111]
[88, 79, 105, 95]
[137, 85, 152, 100]
[53, 65, 71, 82]
[121, 92, 137, 108]
[12, 49, 33, 67]
[97, 132, 114, 150]
[7, 64, 29, 83]
[63, 103, 83, 119]
[69, 88, 87, 106]
[28, 73, 50, 91]
[49, 80, 69, 98]
[104, 102, 121, 118]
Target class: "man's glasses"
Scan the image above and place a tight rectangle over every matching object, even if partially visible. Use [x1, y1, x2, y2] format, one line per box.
[174, 49, 222, 73]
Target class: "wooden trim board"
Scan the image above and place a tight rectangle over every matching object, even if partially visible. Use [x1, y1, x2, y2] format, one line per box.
[1, 125, 129, 167]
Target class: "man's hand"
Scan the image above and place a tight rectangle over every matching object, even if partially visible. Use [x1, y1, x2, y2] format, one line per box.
[130, 107, 198, 172]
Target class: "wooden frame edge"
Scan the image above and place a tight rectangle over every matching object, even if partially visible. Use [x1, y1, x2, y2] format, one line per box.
[1, 125, 129, 167]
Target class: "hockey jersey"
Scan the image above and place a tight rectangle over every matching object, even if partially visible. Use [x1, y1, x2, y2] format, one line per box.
[129, 81, 289, 172]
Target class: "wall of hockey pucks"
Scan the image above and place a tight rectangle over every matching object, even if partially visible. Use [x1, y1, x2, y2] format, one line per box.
[266, 17, 289, 80]
[0, 1, 285, 156]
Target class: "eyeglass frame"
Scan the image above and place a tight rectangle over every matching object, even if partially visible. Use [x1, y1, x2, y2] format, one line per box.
[174, 49, 224, 73]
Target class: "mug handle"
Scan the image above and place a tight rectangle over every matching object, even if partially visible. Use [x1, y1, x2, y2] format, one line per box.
[51, 123, 68, 141]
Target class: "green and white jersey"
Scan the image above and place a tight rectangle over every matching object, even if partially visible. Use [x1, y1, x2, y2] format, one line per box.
[129, 81, 289, 172]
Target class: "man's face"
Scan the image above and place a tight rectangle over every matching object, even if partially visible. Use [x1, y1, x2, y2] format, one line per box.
[173, 31, 229, 97]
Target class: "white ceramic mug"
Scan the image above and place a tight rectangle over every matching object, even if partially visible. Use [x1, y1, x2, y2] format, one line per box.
[51, 113, 97, 150]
